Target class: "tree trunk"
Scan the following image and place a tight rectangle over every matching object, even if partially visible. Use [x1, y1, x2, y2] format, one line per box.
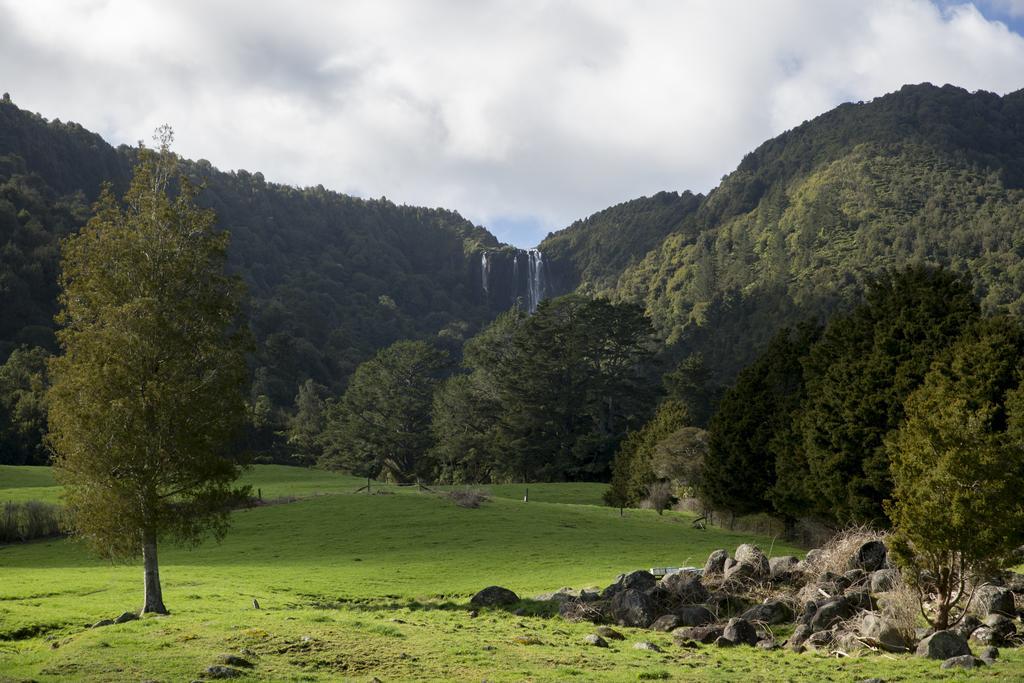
[142, 529, 168, 614]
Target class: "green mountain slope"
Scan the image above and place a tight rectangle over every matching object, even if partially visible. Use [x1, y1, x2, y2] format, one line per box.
[543, 83, 1024, 382]
[0, 98, 504, 406]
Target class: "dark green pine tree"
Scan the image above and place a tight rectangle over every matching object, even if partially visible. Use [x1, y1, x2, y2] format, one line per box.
[800, 266, 979, 525]
[319, 340, 449, 482]
[700, 322, 820, 517]
[492, 295, 659, 481]
[887, 315, 1024, 629]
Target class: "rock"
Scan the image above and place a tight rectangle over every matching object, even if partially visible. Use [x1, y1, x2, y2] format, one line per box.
[970, 626, 998, 646]
[818, 571, 852, 594]
[113, 611, 138, 624]
[215, 655, 254, 671]
[851, 540, 887, 572]
[559, 599, 601, 623]
[810, 598, 853, 632]
[534, 587, 579, 603]
[215, 655, 254, 668]
[607, 589, 658, 628]
[940, 655, 986, 670]
[740, 600, 793, 625]
[633, 641, 663, 652]
[769, 556, 800, 579]
[583, 634, 608, 648]
[704, 591, 750, 617]
[798, 602, 816, 626]
[845, 590, 877, 612]
[675, 605, 716, 626]
[916, 630, 971, 659]
[789, 623, 811, 647]
[952, 615, 981, 641]
[843, 569, 868, 586]
[601, 570, 656, 599]
[90, 619, 114, 628]
[722, 617, 758, 646]
[972, 585, 1016, 617]
[859, 613, 911, 653]
[713, 635, 736, 647]
[703, 549, 729, 576]
[981, 646, 999, 663]
[203, 667, 243, 680]
[803, 548, 823, 567]
[870, 569, 898, 594]
[757, 638, 779, 650]
[649, 614, 682, 631]
[855, 679, 884, 683]
[658, 570, 710, 604]
[732, 544, 770, 580]
[672, 624, 724, 645]
[470, 586, 520, 607]
[981, 613, 1017, 643]
[806, 630, 835, 649]
[790, 643, 806, 654]
[595, 626, 625, 640]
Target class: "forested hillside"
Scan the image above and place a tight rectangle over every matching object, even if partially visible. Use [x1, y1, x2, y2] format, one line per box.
[542, 83, 1024, 383]
[0, 96, 501, 411]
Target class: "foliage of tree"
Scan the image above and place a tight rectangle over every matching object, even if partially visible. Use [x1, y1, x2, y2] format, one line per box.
[605, 399, 688, 507]
[799, 267, 978, 525]
[701, 322, 820, 517]
[489, 295, 658, 481]
[540, 190, 703, 295]
[886, 316, 1024, 629]
[429, 295, 658, 482]
[537, 84, 1024, 387]
[0, 345, 50, 465]
[284, 379, 326, 466]
[0, 96, 500, 433]
[47, 132, 249, 614]
[319, 340, 449, 483]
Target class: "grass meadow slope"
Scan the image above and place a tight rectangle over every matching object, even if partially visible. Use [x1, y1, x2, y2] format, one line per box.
[1, 466, 1021, 681]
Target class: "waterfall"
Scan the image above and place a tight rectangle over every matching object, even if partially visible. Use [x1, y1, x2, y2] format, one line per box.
[527, 249, 544, 313]
[512, 252, 519, 290]
[481, 251, 490, 294]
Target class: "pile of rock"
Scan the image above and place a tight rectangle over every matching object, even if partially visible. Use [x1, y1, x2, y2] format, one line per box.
[530, 539, 1023, 671]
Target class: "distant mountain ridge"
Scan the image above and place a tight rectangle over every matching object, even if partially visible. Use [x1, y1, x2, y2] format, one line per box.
[7, 82, 1024, 403]
[540, 83, 1024, 382]
[0, 97, 515, 406]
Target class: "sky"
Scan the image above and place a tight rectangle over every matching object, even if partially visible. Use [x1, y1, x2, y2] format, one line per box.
[3, 1, 1024, 248]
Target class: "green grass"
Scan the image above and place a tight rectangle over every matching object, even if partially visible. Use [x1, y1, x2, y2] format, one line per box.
[0, 466, 1021, 681]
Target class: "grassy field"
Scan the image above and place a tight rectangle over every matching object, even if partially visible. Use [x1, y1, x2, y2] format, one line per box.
[0, 466, 1021, 681]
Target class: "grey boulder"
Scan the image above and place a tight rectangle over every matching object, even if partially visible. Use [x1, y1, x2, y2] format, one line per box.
[916, 630, 971, 659]
[470, 586, 520, 607]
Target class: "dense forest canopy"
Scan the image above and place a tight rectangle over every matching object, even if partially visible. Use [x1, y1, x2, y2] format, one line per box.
[0, 97, 502, 410]
[542, 83, 1024, 386]
[9, 82, 1024, 480]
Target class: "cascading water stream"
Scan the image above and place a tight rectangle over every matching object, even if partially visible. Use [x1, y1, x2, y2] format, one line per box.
[481, 251, 490, 294]
[527, 249, 544, 313]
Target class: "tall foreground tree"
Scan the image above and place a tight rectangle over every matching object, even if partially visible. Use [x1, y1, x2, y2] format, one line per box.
[47, 130, 249, 614]
[886, 317, 1024, 629]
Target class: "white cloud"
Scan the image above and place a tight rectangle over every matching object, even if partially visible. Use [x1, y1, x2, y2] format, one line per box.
[1, 0, 1024, 246]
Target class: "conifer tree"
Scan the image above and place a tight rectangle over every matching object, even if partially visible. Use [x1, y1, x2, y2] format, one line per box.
[47, 129, 249, 614]
[887, 317, 1024, 629]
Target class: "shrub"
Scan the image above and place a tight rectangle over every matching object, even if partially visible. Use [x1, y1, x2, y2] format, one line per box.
[445, 489, 490, 509]
[0, 500, 65, 543]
